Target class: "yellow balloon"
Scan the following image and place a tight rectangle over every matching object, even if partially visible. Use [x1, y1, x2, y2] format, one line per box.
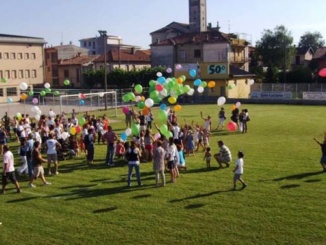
[168, 97, 177, 104]
[174, 105, 182, 111]
[231, 105, 236, 110]
[20, 93, 28, 100]
[141, 96, 146, 101]
[177, 77, 183, 84]
[70, 127, 76, 135]
[208, 81, 216, 88]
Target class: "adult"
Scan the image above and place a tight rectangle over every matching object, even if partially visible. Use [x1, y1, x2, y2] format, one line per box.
[26, 133, 35, 180]
[17, 137, 28, 175]
[46, 133, 61, 175]
[153, 140, 166, 187]
[1, 145, 21, 194]
[2, 112, 11, 139]
[0, 126, 7, 155]
[29, 141, 51, 187]
[125, 109, 133, 129]
[214, 140, 232, 168]
[314, 138, 326, 172]
[126, 141, 142, 187]
[103, 125, 117, 166]
[216, 107, 226, 130]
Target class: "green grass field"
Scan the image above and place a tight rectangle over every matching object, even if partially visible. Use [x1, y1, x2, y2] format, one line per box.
[1, 104, 326, 245]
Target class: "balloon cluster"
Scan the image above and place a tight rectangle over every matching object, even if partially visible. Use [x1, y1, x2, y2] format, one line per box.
[78, 93, 86, 106]
[39, 82, 60, 97]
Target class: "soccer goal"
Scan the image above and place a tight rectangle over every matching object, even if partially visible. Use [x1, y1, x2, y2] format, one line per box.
[59, 91, 117, 117]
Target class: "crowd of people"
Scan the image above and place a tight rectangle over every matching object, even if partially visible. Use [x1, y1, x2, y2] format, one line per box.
[1, 105, 249, 194]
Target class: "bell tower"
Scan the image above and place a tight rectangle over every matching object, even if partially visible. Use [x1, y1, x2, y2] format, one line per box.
[189, 0, 207, 33]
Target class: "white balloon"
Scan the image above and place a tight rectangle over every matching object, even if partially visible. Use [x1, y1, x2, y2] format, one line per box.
[19, 82, 28, 91]
[125, 128, 132, 136]
[35, 115, 40, 121]
[217, 96, 226, 106]
[135, 96, 141, 102]
[99, 92, 104, 97]
[36, 109, 42, 115]
[197, 86, 204, 93]
[249, 79, 255, 85]
[187, 88, 195, 96]
[44, 83, 50, 89]
[145, 98, 154, 108]
[49, 111, 55, 117]
[78, 93, 82, 99]
[160, 88, 168, 97]
[61, 132, 68, 140]
[156, 72, 162, 77]
[236, 101, 241, 108]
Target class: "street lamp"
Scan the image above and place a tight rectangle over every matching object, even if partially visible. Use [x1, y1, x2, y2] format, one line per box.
[98, 30, 108, 110]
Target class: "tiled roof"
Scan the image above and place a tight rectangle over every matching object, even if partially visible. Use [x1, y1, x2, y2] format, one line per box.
[0, 33, 43, 39]
[151, 31, 229, 46]
[59, 55, 100, 65]
[150, 22, 190, 34]
[313, 47, 326, 59]
[296, 47, 313, 55]
[95, 49, 151, 63]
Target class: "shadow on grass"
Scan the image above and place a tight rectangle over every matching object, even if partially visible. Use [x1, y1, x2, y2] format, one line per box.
[185, 203, 205, 209]
[184, 167, 219, 174]
[7, 196, 39, 203]
[93, 206, 118, 213]
[304, 179, 322, 183]
[280, 184, 300, 189]
[60, 184, 98, 189]
[273, 171, 324, 181]
[169, 189, 232, 203]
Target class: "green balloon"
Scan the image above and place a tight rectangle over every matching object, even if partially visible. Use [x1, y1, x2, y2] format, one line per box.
[122, 94, 130, 102]
[201, 81, 207, 88]
[28, 91, 34, 96]
[40, 91, 46, 96]
[168, 80, 175, 89]
[150, 90, 159, 99]
[137, 101, 145, 109]
[131, 123, 140, 135]
[183, 85, 191, 93]
[158, 110, 168, 122]
[164, 131, 173, 139]
[228, 85, 233, 90]
[153, 96, 162, 103]
[53, 91, 60, 96]
[134, 84, 143, 94]
[149, 80, 156, 87]
[159, 124, 168, 134]
[64, 80, 70, 86]
[79, 117, 86, 125]
[128, 92, 136, 101]
[45, 88, 51, 93]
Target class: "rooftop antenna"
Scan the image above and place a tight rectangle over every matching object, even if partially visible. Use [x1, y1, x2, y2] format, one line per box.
[61, 32, 64, 45]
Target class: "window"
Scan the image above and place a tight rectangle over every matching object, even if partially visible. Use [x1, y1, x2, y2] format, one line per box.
[46, 53, 50, 59]
[52, 66, 58, 77]
[31, 53, 36, 59]
[64, 69, 69, 77]
[88, 41, 91, 47]
[4, 53, 9, 59]
[0, 70, 3, 78]
[32, 69, 37, 78]
[93, 41, 95, 49]
[25, 70, 30, 78]
[53, 78, 59, 87]
[7, 87, 17, 96]
[76, 68, 80, 83]
[10, 53, 16, 59]
[51, 53, 57, 62]
[180, 50, 186, 59]
[0, 53, 2, 59]
[194, 49, 201, 58]
[5, 70, 10, 79]
[18, 53, 22, 59]
[84, 42, 87, 47]
[18, 70, 24, 79]
[0, 88, 3, 97]
[11, 70, 17, 79]
[25, 53, 29, 59]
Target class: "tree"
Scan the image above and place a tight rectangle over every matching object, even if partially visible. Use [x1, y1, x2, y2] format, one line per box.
[256, 25, 296, 71]
[298, 32, 325, 52]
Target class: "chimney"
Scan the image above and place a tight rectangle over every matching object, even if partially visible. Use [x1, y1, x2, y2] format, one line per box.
[60, 42, 63, 46]
[208, 23, 212, 28]
[69, 41, 72, 45]
[216, 21, 220, 32]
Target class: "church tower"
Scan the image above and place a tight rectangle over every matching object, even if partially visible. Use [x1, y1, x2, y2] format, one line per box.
[189, 0, 207, 33]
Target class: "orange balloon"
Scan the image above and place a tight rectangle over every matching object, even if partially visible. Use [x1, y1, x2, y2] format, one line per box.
[141, 96, 146, 101]
[142, 107, 149, 115]
[208, 81, 216, 88]
[20, 93, 28, 100]
[174, 105, 182, 111]
[177, 77, 183, 84]
[231, 105, 236, 110]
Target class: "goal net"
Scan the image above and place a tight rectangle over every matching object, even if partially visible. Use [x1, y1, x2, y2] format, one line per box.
[59, 91, 117, 117]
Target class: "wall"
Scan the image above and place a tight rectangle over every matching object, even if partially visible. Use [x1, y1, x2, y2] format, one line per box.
[151, 46, 174, 68]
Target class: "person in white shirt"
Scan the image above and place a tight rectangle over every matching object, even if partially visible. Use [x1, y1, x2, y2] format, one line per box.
[167, 137, 178, 183]
[46, 133, 61, 175]
[233, 151, 247, 191]
[1, 145, 21, 194]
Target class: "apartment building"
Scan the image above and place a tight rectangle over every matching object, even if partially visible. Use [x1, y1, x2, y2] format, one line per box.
[0, 34, 46, 103]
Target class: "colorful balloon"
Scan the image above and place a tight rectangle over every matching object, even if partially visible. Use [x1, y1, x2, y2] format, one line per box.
[134, 84, 143, 94]
[137, 101, 145, 109]
[44, 83, 50, 89]
[189, 69, 196, 78]
[70, 127, 76, 135]
[159, 124, 168, 134]
[174, 105, 182, 111]
[145, 98, 154, 108]
[79, 100, 85, 105]
[166, 67, 172, 73]
[64, 80, 70, 86]
[53, 91, 60, 96]
[131, 123, 140, 135]
[32, 98, 38, 105]
[158, 110, 168, 122]
[194, 79, 201, 86]
[122, 106, 130, 114]
[227, 122, 237, 132]
[168, 97, 177, 104]
[20, 93, 28, 100]
[40, 91, 46, 96]
[19, 82, 28, 90]
[28, 90, 34, 96]
[208, 81, 216, 88]
[7, 97, 13, 103]
[236, 101, 241, 108]
[217, 96, 226, 106]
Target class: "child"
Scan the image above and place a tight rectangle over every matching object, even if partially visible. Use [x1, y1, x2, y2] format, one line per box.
[216, 107, 226, 130]
[233, 151, 247, 191]
[176, 144, 186, 171]
[202, 128, 210, 152]
[203, 147, 212, 168]
[115, 140, 125, 159]
[185, 130, 195, 156]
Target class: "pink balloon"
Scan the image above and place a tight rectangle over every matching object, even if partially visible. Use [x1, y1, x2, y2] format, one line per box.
[227, 122, 237, 132]
[122, 106, 130, 114]
[32, 98, 38, 105]
[154, 132, 161, 140]
[166, 67, 172, 73]
[155, 84, 163, 92]
[318, 68, 326, 77]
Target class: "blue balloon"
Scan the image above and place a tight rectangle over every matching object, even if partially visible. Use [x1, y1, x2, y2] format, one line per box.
[120, 132, 127, 141]
[160, 103, 167, 110]
[194, 79, 202, 86]
[189, 69, 196, 78]
[157, 76, 166, 84]
[79, 100, 85, 105]
[7, 98, 13, 103]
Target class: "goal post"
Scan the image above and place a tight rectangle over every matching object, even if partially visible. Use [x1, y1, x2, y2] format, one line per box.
[59, 91, 117, 117]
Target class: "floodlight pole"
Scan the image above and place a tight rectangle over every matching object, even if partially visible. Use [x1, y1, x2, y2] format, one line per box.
[99, 30, 108, 110]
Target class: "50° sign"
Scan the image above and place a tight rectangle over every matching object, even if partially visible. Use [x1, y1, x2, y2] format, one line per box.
[207, 65, 226, 74]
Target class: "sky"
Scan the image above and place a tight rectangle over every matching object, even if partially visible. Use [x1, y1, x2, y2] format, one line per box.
[1, 0, 326, 49]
